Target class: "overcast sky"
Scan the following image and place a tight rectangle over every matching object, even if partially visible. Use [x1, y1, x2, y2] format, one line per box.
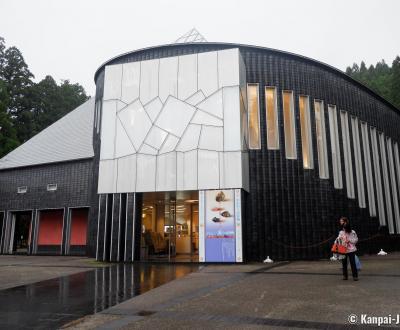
[1, 0, 399, 96]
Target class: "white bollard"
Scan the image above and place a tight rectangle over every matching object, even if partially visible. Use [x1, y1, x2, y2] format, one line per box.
[377, 249, 388, 256]
[263, 256, 273, 263]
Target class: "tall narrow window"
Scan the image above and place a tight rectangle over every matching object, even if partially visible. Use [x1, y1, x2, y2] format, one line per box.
[394, 142, 400, 201]
[386, 138, 400, 234]
[370, 127, 386, 226]
[379, 132, 394, 233]
[328, 105, 342, 188]
[247, 84, 261, 149]
[299, 96, 313, 169]
[340, 111, 354, 198]
[361, 122, 376, 216]
[282, 91, 296, 159]
[265, 87, 279, 149]
[314, 100, 328, 178]
[351, 117, 366, 208]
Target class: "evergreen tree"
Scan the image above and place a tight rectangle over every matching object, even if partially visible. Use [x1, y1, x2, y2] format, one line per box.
[390, 56, 400, 109]
[0, 80, 19, 157]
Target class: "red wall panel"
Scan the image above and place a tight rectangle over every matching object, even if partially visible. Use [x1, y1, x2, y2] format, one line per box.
[70, 209, 88, 246]
[38, 210, 63, 245]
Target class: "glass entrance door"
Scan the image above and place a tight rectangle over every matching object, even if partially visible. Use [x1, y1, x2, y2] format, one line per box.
[141, 191, 199, 262]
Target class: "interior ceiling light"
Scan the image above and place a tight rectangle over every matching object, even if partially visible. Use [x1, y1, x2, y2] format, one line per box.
[184, 199, 198, 203]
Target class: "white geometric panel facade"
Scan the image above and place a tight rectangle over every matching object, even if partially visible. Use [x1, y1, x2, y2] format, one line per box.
[98, 48, 249, 193]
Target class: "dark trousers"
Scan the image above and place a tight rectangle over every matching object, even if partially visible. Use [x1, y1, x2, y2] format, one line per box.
[342, 252, 358, 278]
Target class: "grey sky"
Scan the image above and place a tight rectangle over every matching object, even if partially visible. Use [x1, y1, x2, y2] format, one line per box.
[1, 0, 399, 96]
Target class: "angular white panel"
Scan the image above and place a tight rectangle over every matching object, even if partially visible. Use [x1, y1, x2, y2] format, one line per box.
[145, 97, 163, 122]
[159, 57, 178, 102]
[103, 64, 122, 100]
[178, 54, 197, 100]
[218, 48, 240, 88]
[159, 135, 179, 154]
[140, 59, 159, 105]
[176, 152, 184, 190]
[136, 154, 156, 192]
[98, 159, 117, 193]
[139, 144, 158, 155]
[199, 126, 223, 151]
[116, 155, 136, 193]
[117, 100, 128, 112]
[198, 150, 219, 189]
[121, 62, 140, 104]
[145, 126, 168, 150]
[155, 96, 195, 137]
[198, 51, 218, 97]
[191, 110, 223, 126]
[196, 88, 223, 118]
[223, 86, 241, 151]
[184, 150, 198, 190]
[100, 101, 117, 160]
[118, 100, 152, 150]
[156, 152, 177, 191]
[185, 90, 206, 106]
[115, 119, 135, 158]
[219, 152, 242, 189]
[176, 124, 201, 152]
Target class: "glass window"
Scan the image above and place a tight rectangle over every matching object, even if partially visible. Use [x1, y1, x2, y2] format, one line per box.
[386, 138, 400, 234]
[370, 127, 386, 225]
[379, 132, 394, 233]
[247, 84, 261, 149]
[351, 117, 366, 208]
[265, 87, 279, 150]
[299, 96, 313, 169]
[314, 100, 328, 178]
[282, 91, 297, 159]
[361, 122, 376, 216]
[328, 105, 342, 188]
[340, 111, 354, 198]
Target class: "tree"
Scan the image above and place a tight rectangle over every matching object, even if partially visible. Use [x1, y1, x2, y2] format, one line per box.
[0, 80, 19, 157]
[390, 56, 400, 109]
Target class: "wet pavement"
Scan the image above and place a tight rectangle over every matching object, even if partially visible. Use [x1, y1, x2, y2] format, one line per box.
[0, 263, 199, 329]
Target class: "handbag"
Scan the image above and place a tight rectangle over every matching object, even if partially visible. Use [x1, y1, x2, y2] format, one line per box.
[331, 238, 347, 255]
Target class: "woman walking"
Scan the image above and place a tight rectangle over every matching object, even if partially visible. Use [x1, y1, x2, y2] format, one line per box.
[337, 217, 359, 281]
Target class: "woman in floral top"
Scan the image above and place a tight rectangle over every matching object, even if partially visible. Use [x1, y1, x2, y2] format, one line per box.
[338, 217, 359, 281]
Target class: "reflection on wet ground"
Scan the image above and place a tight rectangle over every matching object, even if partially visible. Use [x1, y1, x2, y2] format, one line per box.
[0, 263, 199, 329]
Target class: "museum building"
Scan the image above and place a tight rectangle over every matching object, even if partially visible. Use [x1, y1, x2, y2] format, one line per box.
[1, 40, 400, 262]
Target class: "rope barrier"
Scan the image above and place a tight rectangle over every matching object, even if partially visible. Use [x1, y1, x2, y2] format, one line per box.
[266, 233, 383, 249]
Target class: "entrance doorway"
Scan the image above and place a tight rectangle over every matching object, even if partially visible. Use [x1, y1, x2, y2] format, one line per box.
[11, 211, 32, 254]
[141, 191, 199, 262]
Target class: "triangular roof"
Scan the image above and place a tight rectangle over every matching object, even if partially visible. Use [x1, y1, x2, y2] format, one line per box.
[0, 98, 95, 170]
[174, 28, 207, 43]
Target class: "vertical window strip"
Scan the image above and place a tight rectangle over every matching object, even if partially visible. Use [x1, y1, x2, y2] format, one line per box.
[247, 84, 261, 149]
[379, 133, 394, 233]
[328, 105, 342, 188]
[282, 91, 297, 159]
[393, 142, 400, 233]
[265, 87, 279, 150]
[361, 122, 376, 216]
[94, 101, 98, 129]
[314, 100, 329, 178]
[370, 128, 386, 226]
[351, 117, 366, 208]
[299, 96, 313, 169]
[97, 101, 103, 134]
[386, 138, 400, 234]
[340, 111, 354, 198]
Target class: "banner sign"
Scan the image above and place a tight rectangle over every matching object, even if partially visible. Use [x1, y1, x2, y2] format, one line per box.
[204, 189, 236, 262]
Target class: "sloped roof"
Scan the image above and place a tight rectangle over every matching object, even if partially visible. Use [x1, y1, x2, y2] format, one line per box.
[0, 98, 95, 170]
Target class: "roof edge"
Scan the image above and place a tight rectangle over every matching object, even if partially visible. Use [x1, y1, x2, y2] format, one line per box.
[93, 42, 399, 113]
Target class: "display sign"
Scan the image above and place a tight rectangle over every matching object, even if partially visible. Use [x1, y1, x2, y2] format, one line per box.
[204, 189, 236, 262]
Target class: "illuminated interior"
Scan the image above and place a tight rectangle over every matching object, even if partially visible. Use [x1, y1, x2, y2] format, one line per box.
[141, 191, 199, 262]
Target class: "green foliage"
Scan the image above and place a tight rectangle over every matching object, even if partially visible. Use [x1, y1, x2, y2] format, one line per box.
[346, 58, 400, 109]
[0, 36, 89, 158]
[0, 80, 19, 157]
